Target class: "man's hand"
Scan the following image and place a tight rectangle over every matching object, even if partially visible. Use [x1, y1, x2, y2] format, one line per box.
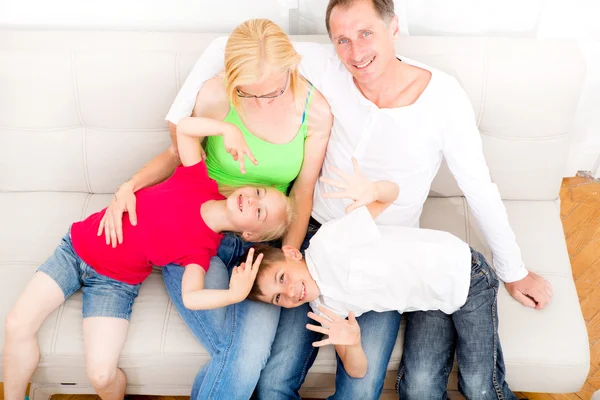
[97, 181, 137, 247]
[229, 248, 263, 302]
[321, 157, 378, 213]
[306, 306, 361, 347]
[505, 271, 553, 310]
[223, 123, 257, 174]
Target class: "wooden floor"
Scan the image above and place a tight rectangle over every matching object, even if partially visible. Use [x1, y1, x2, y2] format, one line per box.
[1, 175, 599, 400]
[520, 175, 600, 400]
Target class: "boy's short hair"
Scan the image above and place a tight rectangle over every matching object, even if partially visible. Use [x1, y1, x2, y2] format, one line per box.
[244, 244, 286, 301]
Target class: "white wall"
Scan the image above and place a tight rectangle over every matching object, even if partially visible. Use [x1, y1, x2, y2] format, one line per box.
[537, 0, 600, 177]
[391, 0, 600, 176]
[0, 0, 295, 32]
[2, 0, 598, 176]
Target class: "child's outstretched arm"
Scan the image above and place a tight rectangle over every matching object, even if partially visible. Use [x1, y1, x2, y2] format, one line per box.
[306, 306, 367, 379]
[321, 157, 399, 219]
[177, 116, 257, 173]
[181, 249, 263, 310]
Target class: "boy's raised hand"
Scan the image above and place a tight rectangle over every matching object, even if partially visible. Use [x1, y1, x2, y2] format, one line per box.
[229, 248, 263, 302]
[306, 306, 361, 347]
[321, 157, 377, 213]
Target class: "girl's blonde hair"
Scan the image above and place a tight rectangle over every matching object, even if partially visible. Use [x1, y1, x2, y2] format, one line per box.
[224, 19, 307, 112]
[219, 184, 296, 242]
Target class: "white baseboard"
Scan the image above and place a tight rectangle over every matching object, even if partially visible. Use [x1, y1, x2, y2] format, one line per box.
[565, 141, 600, 177]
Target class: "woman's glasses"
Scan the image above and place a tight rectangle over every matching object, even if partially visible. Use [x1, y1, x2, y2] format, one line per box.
[236, 71, 290, 99]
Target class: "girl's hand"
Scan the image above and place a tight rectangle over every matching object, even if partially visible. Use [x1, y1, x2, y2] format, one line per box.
[223, 124, 258, 174]
[306, 306, 361, 347]
[321, 157, 377, 213]
[228, 248, 263, 302]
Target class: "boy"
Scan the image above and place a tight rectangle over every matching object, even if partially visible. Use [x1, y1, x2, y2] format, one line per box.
[246, 158, 516, 398]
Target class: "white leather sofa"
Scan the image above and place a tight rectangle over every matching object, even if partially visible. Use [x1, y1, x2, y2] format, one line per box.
[0, 30, 590, 399]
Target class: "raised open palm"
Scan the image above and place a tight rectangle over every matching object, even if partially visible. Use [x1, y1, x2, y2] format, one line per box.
[321, 157, 377, 213]
[306, 306, 361, 347]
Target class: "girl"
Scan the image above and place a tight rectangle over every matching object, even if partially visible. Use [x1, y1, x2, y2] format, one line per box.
[2, 118, 293, 400]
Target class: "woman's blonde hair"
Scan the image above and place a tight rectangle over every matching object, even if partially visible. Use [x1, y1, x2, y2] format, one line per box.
[219, 184, 296, 242]
[224, 19, 307, 112]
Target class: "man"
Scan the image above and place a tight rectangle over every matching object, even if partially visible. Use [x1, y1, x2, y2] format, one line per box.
[278, 1, 551, 396]
[107, 0, 553, 397]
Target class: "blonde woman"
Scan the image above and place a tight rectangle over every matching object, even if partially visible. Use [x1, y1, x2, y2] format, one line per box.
[98, 19, 332, 399]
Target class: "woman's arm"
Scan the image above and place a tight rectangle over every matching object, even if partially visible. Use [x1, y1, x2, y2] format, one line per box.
[283, 91, 333, 249]
[97, 133, 181, 247]
[98, 77, 231, 246]
[124, 78, 230, 191]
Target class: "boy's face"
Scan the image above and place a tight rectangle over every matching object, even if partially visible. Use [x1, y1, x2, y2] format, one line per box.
[255, 246, 320, 308]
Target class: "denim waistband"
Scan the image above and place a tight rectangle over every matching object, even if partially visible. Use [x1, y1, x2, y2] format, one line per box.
[470, 247, 481, 266]
[309, 216, 322, 229]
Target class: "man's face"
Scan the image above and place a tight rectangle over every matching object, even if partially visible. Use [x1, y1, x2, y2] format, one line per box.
[329, 0, 399, 86]
[255, 246, 320, 308]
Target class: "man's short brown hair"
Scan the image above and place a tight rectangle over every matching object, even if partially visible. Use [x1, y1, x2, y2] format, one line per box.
[245, 244, 286, 301]
[325, 0, 396, 37]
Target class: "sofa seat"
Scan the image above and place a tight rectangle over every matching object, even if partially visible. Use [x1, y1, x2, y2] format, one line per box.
[0, 192, 588, 397]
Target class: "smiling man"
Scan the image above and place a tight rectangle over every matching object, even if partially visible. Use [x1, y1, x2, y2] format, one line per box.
[291, 3, 553, 396]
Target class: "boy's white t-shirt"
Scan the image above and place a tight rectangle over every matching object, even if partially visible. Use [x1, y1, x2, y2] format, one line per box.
[305, 207, 472, 318]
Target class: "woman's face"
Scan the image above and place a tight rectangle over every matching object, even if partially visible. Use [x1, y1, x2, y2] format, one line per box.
[236, 69, 291, 107]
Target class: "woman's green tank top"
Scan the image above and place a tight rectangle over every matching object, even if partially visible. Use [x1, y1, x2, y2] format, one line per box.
[205, 87, 314, 194]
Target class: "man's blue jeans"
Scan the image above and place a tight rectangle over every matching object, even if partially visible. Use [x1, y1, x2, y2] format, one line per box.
[396, 249, 516, 400]
[163, 220, 401, 399]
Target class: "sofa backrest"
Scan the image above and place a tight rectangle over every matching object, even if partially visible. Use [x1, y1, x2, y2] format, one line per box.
[0, 31, 585, 200]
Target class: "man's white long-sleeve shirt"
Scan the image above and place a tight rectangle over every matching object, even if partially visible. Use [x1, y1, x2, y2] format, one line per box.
[166, 37, 527, 283]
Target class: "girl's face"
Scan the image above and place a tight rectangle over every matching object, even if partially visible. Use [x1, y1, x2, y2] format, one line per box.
[226, 187, 288, 241]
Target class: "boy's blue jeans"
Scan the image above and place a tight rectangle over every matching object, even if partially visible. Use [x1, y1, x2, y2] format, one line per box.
[397, 249, 516, 400]
[163, 227, 512, 399]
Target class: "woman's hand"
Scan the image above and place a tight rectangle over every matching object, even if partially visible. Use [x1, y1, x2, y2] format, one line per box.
[229, 248, 263, 302]
[306, 306, 361, 347]
[223, 124, 258, 174]
[321, 157, 378, 213]
[97, 181, 138, 247]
